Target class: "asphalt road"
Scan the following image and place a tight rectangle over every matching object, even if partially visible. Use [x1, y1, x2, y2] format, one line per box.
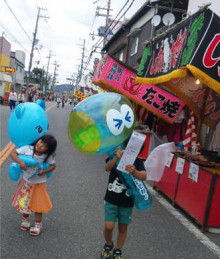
[1, 102, 220, 259]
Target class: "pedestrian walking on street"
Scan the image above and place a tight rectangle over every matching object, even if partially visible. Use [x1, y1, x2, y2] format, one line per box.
[101, 146, 147, 259]
[9, 87, 17, 110]
[10, 134, 57, 236]
[62, 96, 65, 108]
[18, 90, 25, 104]
[57, 96, 61, 108]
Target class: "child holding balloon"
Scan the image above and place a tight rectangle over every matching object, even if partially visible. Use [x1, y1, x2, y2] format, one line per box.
[101, 146, 147, 259]
[10, 134, 57, 236]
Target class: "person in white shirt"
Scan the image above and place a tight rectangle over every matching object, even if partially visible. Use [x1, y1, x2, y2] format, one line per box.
[56, 96, 61, 108]
[9, 88, 17, 110]
[18, 90, 25, 103]
[10, 134, 57, 236]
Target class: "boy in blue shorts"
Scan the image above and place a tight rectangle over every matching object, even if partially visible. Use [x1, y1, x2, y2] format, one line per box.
[101, 147, 147, 259]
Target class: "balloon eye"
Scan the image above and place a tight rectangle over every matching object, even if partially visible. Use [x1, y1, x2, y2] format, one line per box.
[106, 109, 124, 136]
[36, 126, 42, 133]
[121, 104, 134, 128]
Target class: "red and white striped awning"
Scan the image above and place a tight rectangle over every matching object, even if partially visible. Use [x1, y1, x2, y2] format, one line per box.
[182, 111, 200, 149]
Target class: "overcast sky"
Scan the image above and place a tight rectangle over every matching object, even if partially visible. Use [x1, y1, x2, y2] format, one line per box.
[0, 0, 146, 84]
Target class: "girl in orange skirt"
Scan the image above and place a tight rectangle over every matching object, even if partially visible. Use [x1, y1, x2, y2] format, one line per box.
[11, 134, 57, 236]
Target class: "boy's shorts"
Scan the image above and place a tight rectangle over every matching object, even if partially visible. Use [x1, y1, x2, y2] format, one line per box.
[104, 201, 133, 224]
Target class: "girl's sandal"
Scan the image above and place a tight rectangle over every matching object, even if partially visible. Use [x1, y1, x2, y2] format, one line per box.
[20, 218, 30, 231]
[30, 222, 42, 236]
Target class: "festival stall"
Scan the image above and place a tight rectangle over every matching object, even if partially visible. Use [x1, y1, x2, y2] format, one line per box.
[93, 54, 187, 158]
[136, 7, 220, 231]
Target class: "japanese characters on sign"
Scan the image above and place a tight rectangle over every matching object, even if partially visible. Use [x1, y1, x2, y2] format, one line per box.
[93, 55, 184, 123]
[137, 8, 220, 90]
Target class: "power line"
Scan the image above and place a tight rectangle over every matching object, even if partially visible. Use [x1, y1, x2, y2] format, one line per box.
[3, 0, 32, 43]
[0, 20, 30, 53]
[3, 0, 46, 68]
[95, 0, 136, 51]
[83, 0, 135, 74]
[28, 7, 49, 75]
[92, 0, 130, 49]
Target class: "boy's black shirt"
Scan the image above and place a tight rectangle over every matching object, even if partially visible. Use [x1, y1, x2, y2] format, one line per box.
[104, 157, 145, 207]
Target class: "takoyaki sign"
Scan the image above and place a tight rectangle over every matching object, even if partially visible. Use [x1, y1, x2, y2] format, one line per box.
[93, 55, 184, 124]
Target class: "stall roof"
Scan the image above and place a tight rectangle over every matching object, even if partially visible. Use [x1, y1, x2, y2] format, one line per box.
[136, 6, 220, 128]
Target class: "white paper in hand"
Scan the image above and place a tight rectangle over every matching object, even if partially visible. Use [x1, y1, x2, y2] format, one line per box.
[144, 142, 176, 181]
[117, 131, 146, 173]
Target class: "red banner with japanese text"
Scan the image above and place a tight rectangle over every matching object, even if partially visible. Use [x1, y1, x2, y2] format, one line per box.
[93, 55, 184, 124]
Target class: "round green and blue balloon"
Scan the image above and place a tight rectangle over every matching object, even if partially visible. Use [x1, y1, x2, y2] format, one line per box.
[67, 93, 135, 155]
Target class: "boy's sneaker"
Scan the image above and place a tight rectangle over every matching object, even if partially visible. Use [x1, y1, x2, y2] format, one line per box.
[101, 242, 114, 258]
[113, 249, 124, 259]
[30, 222, 42, 236]
[20, 218, 30, 231]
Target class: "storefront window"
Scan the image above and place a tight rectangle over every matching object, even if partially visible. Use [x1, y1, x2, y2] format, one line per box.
[130, 35, 139, 56]
[119, 50, 124, 61]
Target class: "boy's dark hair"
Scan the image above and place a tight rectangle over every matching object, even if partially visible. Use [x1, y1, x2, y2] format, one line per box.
[33, 134, 57, 162]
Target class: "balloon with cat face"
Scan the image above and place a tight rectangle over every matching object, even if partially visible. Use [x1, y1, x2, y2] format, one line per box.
[67, 92, 135, 155]
[8, 102, 49, 147]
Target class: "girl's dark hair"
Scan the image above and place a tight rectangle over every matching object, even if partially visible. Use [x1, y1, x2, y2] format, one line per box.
[33, 134, 57, 162]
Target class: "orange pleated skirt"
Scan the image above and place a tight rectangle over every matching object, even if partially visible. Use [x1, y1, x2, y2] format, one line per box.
[12, 179, 52, 214]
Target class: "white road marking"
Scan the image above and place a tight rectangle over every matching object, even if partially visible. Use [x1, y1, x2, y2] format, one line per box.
[146, 184, 220, 258]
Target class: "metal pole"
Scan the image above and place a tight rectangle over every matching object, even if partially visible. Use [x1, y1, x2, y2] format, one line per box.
[103, 0, 111, 47]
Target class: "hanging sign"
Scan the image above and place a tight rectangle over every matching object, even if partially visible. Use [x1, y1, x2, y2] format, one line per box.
[4, 67, 16, 73]
[165, 153, 174, 168]
[188, 162, 199, 182]
[136, 8, 220, 95]
[175, 157, 185, 174]
[93, 55, 184, 124]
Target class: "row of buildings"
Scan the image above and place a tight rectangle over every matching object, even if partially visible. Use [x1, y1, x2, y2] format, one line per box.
[0, 36, 26, 103]
[102, 0, 188, 70]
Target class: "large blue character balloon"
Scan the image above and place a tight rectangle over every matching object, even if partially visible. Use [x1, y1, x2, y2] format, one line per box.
[36, 99, 46, 111]
[8, 102, 49, 147]
[68, 93, 152, 210]
[8, 155, 53, 181]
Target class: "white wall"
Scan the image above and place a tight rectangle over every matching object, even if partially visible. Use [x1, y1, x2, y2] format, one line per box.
[188, 0, 220, 16]
[15, 50, 25, 64]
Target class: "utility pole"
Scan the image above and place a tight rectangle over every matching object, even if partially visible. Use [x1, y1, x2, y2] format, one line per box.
[104, 0, 111, 46]
[43, 50, 54, 95]
[40, 66, 45, 95]
[52, 61, 59, 92]
[76, 39, 86, 91]
[96, 0, 112, 47]
[27, 7, 49, 86]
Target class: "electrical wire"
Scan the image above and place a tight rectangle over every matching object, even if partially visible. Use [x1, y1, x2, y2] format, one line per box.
[3, 0, 48, 70]
[0, 20, 30, 53]
[91, 0, 130, 50]
[82, 0, 131, 74]
[95, 0, 136, 50]
[83, 0, 136, 74]
[3, 0, 32, 43]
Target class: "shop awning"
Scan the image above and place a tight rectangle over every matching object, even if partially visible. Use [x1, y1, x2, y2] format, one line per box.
[93, 54, 184, 124]
[136, 7, 220, 128]
[0, 72, 12, 83]
[136, 7, 220, 93]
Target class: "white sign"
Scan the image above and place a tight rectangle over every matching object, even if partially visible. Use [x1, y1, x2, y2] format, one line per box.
[175, 157, 185, 174]
[189, 162, 199, 182]
[165, 153, 174, 168]
[117, 131, 146, 173]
